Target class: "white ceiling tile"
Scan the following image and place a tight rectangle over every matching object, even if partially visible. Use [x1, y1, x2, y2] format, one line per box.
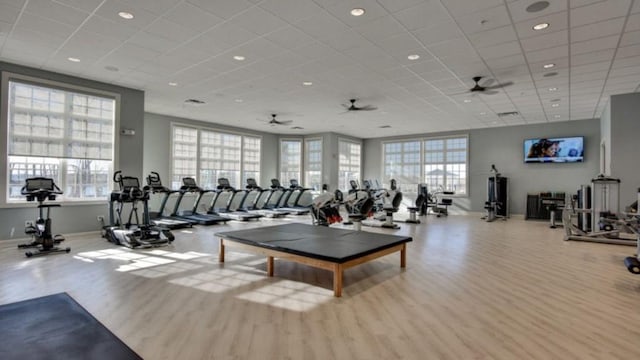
[521, 30, 568, 52]
[525, 45, 568, 63]
[294, 10, 349, 40]
[81, 15, 140, 41]
[570, 60, 611, 74]
[514, 11, 568, 39]
[372, 32, 422, 54]
[53, 0, 102, 13]
[406, 59, 449, 75]
[163, 2, 224, 32]
[201, 22, 257, 49]
[230, 6, 289, 35]
[265, 26, 316, 51]
[616, 43, 640, 58]
[468, 26, 518, 49]
[508, 0, 568, 22]
[25, 0, 89, 26]
[571, 0, 631, 28]
[620, 30, 640, 46]
[61, 30, 122, 60]
[486, 53, 527, 69]
[324, 0, 389, 26]
[632, 0, 640, 13]
[608, 65, 640, 78]
[570, 17, 625, 42]
[626, 13, 640, 32]
[94, 0, 159, 28]
[186, 0, 255, 20]
[323, 30, 369, 52]
[377, 0, 425, 13]
[394, 1, 451, 31]
[455, 5, 511, 34]
[477, 41, 522, 60]
[126, 31, 179, 54]
[130, 0, 182, 16]
[440, 0, 503, 17]
[412, 20, 463, 46]
[354, 15, 406, 41]
[429, 37, 478, 59]
[612, 55, 640, 68]
[16, 12, 75, 40]
[571, 35, 618, 55]
[259, 0, 322, 23]
[571, 70, 607, 82]
[0, 3, 21, 23]
[572, 48, 615, 66]
[145, 18, 200, 44]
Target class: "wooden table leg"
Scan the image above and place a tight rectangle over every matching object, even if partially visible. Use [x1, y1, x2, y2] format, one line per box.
[267, 256, 274, 276]
[219, 238, 225, 263]
[333, 263, 343, 297]
[400, 243, 406, 268]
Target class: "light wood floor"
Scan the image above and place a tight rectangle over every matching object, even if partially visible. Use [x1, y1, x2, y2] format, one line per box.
[1, 215, 639, 360]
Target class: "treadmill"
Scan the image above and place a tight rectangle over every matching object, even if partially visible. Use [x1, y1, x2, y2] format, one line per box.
[207, 178, 262, 221]
[144, 172, 193, 229]
[238, 178, 289, 218]
[270, 179, 310, 215]
[170, 177, 228, 225]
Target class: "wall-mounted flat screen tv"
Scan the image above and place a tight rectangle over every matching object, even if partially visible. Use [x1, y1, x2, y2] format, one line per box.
[524, 136, 584, 163]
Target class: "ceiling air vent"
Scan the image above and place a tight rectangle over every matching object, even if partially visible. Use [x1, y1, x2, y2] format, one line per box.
[497, 111, 519, 117]
[184, 99, 206, 106]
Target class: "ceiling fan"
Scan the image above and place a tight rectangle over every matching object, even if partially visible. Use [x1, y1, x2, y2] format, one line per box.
[262, 114, 292, 126]
[341, 99, 377, 112]
[465, 76, 513, 95]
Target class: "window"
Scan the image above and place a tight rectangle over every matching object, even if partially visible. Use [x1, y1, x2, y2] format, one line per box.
[3, 76, 116, 203]
[382, 135, 468, 195]
[280, 139, 302, 184]
[304, 138, 322, 190]
[383, 140, 421, 192]
[338, 139, 361, 190]
[424, 137, 467, 194]
[171, 124, 260, 189]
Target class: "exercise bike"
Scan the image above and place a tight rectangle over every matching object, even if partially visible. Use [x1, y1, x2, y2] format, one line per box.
[18, 177, 70, 257]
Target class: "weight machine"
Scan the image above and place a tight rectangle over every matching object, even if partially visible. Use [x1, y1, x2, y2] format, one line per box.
[18, 177, 70, 257]
[483, 164, 508, 222]
[624, 188, 640, 274]
[563, 175, 636, 246]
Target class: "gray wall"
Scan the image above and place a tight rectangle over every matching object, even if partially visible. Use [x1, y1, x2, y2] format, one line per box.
[0, 61, 144, 240]
[363, 118, 600, 215]
[600, 101, 611, 175]
[609, 93, 640, 202]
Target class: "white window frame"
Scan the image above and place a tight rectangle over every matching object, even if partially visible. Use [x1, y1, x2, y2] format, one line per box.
[304, 137, 323, 191]
[338, 137, 362, 191]
[1, 72, 120, 207]
[381, 134, 469, 196]
[279, 138, 302, 186]
[382, 138, 422, 193]
[170, 123, 261, 190]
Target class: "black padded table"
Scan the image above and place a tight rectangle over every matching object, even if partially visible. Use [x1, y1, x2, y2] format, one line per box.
[215, 223, 412, 297]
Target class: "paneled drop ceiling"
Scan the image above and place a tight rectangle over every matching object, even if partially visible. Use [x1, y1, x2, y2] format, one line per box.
[0, 0, 638, 138]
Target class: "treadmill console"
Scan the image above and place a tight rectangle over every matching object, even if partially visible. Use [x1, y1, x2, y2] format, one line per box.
[290, 179, 299, 188]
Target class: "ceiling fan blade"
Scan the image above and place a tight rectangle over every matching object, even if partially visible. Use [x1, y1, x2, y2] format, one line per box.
[275, 120, 293, 125]
[479, 78, 495, 87]
[481, 90, 499, 95]
[359, 105, 377, 111]
[485, 81, 514, 90]
[342, 104, 351, 109]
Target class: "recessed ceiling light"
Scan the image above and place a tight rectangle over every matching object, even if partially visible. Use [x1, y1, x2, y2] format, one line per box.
[302, 81, 313, 86]
[533, 22, 549, 30]
[407, 54, 420, 60]
[526, 1, 550, 13]
[234, 99, 243, 103]
[351, 8, 365, 16]
[118, 11, 134, 20]
[67, 57, 80, 62]
[548, 87, 558, 91]
[233, 55, 245, 61]
[551, 103, 560, 107]
[463, 99, 472, 103]
[168, 82, 178, 86]
[543, 63, 555, 69]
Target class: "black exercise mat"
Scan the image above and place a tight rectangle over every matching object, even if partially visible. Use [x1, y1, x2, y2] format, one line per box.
[0, 293, 142, 360]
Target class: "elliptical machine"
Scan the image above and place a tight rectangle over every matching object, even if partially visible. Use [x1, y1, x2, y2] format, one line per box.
[103, 171, 174, 248]
[483, 164, 508, 222]
[18, 177, 70, 257]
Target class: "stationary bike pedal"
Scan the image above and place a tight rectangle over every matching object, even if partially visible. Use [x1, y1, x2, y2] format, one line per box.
[25, 226, 37, 234]
[53, 234, 65, 243]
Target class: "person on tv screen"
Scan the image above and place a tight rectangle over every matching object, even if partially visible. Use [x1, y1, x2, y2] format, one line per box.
[527, 139, 560, 161]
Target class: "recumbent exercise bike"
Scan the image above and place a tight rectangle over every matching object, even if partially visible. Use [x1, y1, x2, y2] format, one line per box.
[18, 177, 70, 257]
